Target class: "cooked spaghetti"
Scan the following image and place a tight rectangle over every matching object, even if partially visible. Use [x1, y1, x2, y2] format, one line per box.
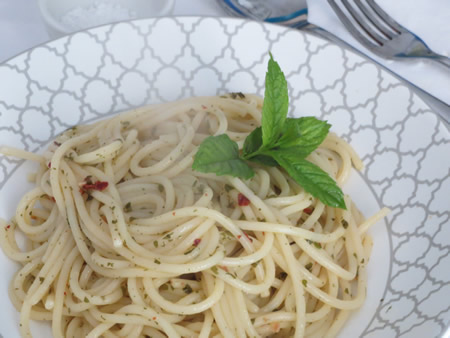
[0, 94, 388, 338]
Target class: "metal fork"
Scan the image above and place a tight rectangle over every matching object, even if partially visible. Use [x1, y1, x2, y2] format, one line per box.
[327, 0, 450, 67]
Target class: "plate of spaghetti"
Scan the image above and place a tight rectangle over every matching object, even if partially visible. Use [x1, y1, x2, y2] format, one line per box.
[0, 17, 448, 338]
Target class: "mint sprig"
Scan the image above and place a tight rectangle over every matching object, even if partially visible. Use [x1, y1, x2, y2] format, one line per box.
[192, 54, 346, 209]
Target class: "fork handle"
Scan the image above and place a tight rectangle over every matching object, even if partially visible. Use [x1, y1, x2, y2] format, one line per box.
[430, 54, 450, 68]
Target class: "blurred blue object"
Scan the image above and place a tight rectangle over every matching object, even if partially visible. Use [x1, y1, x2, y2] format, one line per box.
[218, 0, 309, 27]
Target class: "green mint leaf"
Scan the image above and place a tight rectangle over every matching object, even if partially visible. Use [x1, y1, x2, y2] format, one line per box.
[261, 54, 289, 146]
[243, 127, 278, 166]
[192, 134, 254, 179]
[276, 117, 330, 158]
[243, 127, 263, 157]
[248, 154, 279, 167]
[274, 154, 346, 209]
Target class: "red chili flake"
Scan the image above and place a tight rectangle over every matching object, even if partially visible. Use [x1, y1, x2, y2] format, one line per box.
[244, 232, 253, 242]
[237, 235, 242, 239]
[262, 232, 265, 235]
[172, 212, 176, 216]
[271, 322, 281, 333]
[303, 207, 314, 215]
[152, 317, 157, 320]
[5, 225, 11, 230]
[219, 266, 229, 272]
[31, 216, 37, 220]
[80, 180, 109, 193]
[201, 105, 207, 109]
[95, 181, 108, 190]
[64, 291, 67, 296]
[51, 197, 56, 202]
[47, 162, 51, 168]
[238, 193, 250, 206]
[193, 238, 201, 246]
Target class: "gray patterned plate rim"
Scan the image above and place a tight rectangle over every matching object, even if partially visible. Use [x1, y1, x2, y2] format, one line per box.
[5, 15, 450, 122]
[0, 16, 449, 338]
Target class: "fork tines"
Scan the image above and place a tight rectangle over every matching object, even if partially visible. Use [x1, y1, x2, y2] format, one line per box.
[328, 0, 404, 47]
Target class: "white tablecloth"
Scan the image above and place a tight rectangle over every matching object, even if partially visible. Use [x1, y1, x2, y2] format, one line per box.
[0, 0, 449, 106]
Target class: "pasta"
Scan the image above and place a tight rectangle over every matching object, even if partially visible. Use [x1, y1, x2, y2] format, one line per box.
[0, 94, 389, 338]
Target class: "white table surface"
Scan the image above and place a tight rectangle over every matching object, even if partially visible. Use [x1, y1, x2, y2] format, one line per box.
[1, 0, 449, 109]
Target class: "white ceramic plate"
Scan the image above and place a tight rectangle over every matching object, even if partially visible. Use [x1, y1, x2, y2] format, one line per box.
[0, 17, 449, 338]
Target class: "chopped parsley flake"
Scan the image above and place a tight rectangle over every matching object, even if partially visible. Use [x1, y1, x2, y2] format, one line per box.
[183, 284, 193, 294]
